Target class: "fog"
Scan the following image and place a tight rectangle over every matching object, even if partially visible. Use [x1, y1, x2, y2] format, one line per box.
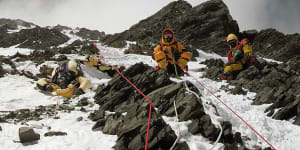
[0, 0, 299, 34]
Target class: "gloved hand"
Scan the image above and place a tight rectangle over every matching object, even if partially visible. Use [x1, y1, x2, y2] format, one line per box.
[233, 50, 243, 62]
[171, 47, 181, 61]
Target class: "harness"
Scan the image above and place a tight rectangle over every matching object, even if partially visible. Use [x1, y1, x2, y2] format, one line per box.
[160, 41, 181, 61]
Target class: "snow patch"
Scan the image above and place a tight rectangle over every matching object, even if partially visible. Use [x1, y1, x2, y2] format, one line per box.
[0, 47, 33, 56]
[0, 75, 56, 111]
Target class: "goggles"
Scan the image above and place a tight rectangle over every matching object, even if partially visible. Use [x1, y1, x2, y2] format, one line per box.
[164, 32, 173, 39]
[228, 40, 237, 48]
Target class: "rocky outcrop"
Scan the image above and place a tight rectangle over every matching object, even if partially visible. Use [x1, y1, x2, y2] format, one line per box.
[252, 29, 300, 62]
[102, 0, 239, 57]
[92, 63, 249, 149]
[75, 28, 105, 41]
[0, 18, 35, 30]
[0, 26, 69, 49]
[52, 24, 72, 32]
[202, 57, 300, 126]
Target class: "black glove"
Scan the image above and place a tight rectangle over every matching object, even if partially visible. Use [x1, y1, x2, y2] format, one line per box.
[171, 47, 181, 61]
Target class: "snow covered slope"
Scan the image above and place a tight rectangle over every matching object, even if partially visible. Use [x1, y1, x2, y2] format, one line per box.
[1, 41, 300, 150]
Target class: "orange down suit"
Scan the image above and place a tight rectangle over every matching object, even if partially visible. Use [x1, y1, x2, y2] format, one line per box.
[153, 28, 191, 71]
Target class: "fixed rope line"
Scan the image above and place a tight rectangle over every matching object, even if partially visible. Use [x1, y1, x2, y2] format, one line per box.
[54, 96, 59, 118]
[183, 81, 223, 150]
[91, 43, 153, 150]
[91, 43, 276, 149]
[170, 101, 181, 150]
[126, 49, 154, 53]
[177, 64, 276, 150]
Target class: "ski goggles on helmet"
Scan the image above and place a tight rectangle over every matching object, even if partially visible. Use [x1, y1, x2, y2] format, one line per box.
[228, 40, 237, 48]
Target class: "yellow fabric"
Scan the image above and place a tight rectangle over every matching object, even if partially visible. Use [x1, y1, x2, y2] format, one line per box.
[227, 33, 238, 42]
[177, 58, 188, 69]
[37, 78, 50, 86]
[76, 76, 92, 91]
[224, 63, 243, 73]
[180, 51, 191, 61]
[157, 59, 168, 70]
[241, 44, 253, 64]
[55, 85, 75, 98]
[154, 50, 166, 62]
[98, 66, 111, 71]
[83, 56, 100, 67]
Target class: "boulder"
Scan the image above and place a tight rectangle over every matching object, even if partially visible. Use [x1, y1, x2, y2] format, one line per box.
[77, 97, 89, 106]
[92, 119, 106, 130]
[103, 113, 123, 135]
[19, 127, 40, 143]
[44, 131, 67, 136]
[76, 116, 83, 122]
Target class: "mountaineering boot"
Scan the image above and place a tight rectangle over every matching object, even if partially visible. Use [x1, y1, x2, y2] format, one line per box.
[218, 71, 233, 80]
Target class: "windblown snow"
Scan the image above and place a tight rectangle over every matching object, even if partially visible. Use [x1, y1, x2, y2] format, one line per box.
[0, 32, 300, 150]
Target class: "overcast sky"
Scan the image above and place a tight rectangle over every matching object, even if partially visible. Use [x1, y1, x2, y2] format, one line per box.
[0, 0, 299, 34]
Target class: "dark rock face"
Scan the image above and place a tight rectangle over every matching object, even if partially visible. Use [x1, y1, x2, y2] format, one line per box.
[0, 26, 69, 50]
[52, 24, 73, 32]
[253, 29, 300, 62]
[202, 58, 300, 125]
[75, 28, 105, 41]
[92, 63, 248, 149]
[0, 18, 35, 30]
[102, 0, 239, 57]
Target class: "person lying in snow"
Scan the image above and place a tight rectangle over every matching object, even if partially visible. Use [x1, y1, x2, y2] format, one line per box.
[219, 33, 258, 80]
[153, 28, 191, 76]
[37, 56, 125, 98]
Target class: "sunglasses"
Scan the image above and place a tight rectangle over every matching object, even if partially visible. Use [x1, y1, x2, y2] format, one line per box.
[164, 32, 173, 38]
[228, 40, 237, 48]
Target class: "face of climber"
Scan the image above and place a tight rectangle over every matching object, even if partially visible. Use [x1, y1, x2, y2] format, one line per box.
[163, 30, 173, 43]
[228, 39, 238, 49]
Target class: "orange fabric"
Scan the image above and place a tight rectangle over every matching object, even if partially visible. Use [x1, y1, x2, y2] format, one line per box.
[154, 28, 191, 70]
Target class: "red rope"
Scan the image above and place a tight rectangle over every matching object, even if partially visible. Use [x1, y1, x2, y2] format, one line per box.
[91, 43, 153, 150]
[113, 67, 152, 150]
[126, 49, 154, 53]
[176, 64, 277, 150]
[54, 96, 59, 118]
